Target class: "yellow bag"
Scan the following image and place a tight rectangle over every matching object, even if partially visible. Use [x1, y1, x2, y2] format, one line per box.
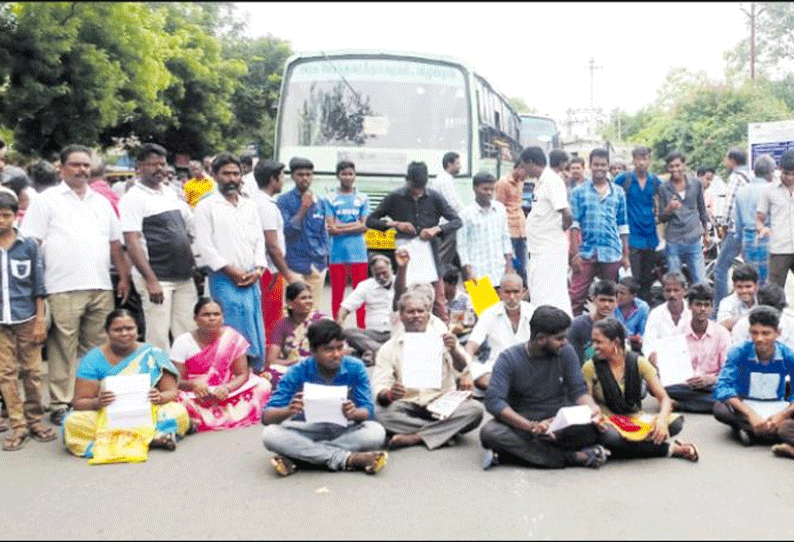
[88, 406, 156, 465]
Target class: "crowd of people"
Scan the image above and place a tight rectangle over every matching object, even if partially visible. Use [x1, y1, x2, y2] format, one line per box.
[2, 134, 794, 475]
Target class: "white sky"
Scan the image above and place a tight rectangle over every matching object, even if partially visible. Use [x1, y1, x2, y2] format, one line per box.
[241, 2, 749, 122]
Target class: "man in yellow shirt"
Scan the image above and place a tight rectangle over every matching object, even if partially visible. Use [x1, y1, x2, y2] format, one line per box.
[183, 160, 216, 207]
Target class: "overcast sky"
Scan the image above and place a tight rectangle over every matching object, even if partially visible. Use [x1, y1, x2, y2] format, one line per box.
[241, 2, 749, 121]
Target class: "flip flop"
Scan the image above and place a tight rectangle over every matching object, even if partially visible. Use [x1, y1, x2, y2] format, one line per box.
[363, 451, 388, 475]
[581, 444, 610, 468]
[771, 443, 794, 459]
[0, 417, 8, 433]
[2, 429, 30, 452]
[673, 439, 700, 462]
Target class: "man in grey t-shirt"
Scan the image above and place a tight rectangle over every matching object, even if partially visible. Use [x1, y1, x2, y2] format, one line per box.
[480, 305, 609, 469]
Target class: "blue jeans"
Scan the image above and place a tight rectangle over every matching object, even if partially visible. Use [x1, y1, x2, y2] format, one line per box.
[510, 237, 527, 287]
[713, 231, 742, 317]
[666, 239, 706, 285]
[261, 420, 386, 470]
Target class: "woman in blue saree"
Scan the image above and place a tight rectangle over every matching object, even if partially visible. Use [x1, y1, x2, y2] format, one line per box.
[63, 309, 190, 457]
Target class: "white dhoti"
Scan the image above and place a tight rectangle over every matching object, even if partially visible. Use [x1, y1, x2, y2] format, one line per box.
[527, 243, 572, 317]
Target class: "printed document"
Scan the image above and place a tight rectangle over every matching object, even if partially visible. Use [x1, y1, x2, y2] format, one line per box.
[654, 334, 693, 386]
[103, 373, 153, 430]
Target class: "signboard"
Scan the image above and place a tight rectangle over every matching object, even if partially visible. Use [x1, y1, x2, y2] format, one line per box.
[748, 120, 794, 169]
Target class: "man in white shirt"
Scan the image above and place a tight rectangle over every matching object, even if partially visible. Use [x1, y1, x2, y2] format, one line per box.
[194, 153, 267, 372]
[21, 144, 131, 424]
[732, 281, 794, 349]
[337, 254, 395, 365]
[716, 263, 758, 331]
[522, 146, 574, 316]
[251, 159, 299, 342]
[428, 151, 464, 275]
[120, 143, 197, 353]
[757, 150, 794, 288]
[457, 171, 513, 286]
[465, 273, 535, 391]
[239, 151, 258, 198]
[643, 271, 692, 365]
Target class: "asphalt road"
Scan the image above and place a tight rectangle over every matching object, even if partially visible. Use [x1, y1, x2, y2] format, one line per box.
[2, 284, 793, 539]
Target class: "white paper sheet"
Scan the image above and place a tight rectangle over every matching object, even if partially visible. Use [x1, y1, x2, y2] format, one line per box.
[397, 238, 438, 286]
[654, 334, 693, 386]
[748, 372, 782, 400]
[103, 373, 153, 430]
[401, 332, 444, 389]
[546, 405, 592, 434]
[743, 399, 790, 420]
[302, 383, 349, 426]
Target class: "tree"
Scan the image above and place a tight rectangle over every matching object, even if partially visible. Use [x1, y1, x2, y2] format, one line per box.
[0, 2, 174, 156]
[222, 34, 292, 158]
[508, 96, 536, 114]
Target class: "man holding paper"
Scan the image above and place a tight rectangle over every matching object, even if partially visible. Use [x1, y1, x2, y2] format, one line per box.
[373, 291, 483, 450]
[713, 306, 794, 458]
[480, 305, 610, 469]
[366, 161, 462, 322]
[261, 320, 388, 476]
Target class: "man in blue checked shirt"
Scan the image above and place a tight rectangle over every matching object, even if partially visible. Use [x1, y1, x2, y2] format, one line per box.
[568, 148, 630, 316]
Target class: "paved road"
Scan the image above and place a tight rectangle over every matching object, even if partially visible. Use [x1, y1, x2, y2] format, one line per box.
[3, 284, 793, 539]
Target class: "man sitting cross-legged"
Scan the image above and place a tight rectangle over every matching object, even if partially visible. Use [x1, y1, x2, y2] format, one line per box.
[261, 319, 388, 476]
[373, 291, 483, 450]
[465, 273, 535, 393]
[337, 254, 395, 366]
[479, 305, 610, 470]
[713, 306, 794, 458]
[664, 283, 731, 413]
[716, 263, 758, 332]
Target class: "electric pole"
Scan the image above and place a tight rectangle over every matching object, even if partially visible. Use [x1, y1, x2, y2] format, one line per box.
[741, 2, 766, 82]
[584, 57, 602, 136]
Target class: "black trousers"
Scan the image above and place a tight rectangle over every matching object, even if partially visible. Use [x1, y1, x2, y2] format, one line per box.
[479, 419, 600, 468]
[713, 401, 794, 445]
[665, 384, 716, 413]
[629, 247, 658, 304]
[598, 415, 683, 459]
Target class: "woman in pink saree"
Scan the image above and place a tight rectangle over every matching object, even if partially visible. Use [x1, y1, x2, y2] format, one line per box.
[173, 298, 271, 432]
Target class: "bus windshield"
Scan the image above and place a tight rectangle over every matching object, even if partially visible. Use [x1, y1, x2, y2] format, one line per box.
[279, 57, 469, 172]
[520, 116, 557, 139]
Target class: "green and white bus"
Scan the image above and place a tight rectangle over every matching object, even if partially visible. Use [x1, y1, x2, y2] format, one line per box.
[273, 50, 522, 248]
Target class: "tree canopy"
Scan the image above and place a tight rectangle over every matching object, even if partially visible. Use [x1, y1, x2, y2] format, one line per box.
[0, 2, 292, 159]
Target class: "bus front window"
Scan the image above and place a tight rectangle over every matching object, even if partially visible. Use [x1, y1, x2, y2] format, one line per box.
[281, 58, 469, 160]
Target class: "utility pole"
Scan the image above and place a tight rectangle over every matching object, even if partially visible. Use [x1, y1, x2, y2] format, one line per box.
[584, 57, 602, 136]
[741, 2, 766, 82]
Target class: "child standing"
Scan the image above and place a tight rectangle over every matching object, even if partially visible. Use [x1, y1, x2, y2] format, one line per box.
[0, 192, 55, 451]
[324, 161, 370, 328]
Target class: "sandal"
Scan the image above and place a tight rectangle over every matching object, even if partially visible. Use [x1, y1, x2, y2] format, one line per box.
[363, 451, 388, 475]
[581, 444, 610, 468]
[672, 439, 699, 462]
[28, 422, 57, 443]
[271, 454, 297, 477]
[2, 428, 30, 451]
[0, 417, 8, 433]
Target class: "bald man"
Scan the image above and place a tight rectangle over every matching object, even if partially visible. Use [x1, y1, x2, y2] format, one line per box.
[465, 273, 536, 391]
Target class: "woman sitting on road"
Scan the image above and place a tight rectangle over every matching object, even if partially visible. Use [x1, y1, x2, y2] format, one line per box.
[267, 281, 329, 380]
[173, 298, 272, 432]
[582, 318, 700, 462]
[63, 309, 190, 457]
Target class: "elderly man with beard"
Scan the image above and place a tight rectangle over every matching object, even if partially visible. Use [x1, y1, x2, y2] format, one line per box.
[337, 254, 395, 366]
[194, 153, 267, 372]
[465, 273, 535, 393]
[373, 291, 483, 450]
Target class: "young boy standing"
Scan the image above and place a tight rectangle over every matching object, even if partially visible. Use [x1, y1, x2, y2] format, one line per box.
[324, 161, 369, 328]
[0, 192, 55, 451]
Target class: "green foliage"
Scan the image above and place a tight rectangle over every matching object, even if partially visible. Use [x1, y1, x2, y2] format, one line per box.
[622, 72, 790, 173]
[508, 97, 536, 114]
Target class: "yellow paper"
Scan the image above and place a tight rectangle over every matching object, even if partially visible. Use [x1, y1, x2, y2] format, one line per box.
[464, 277, 500, 316]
